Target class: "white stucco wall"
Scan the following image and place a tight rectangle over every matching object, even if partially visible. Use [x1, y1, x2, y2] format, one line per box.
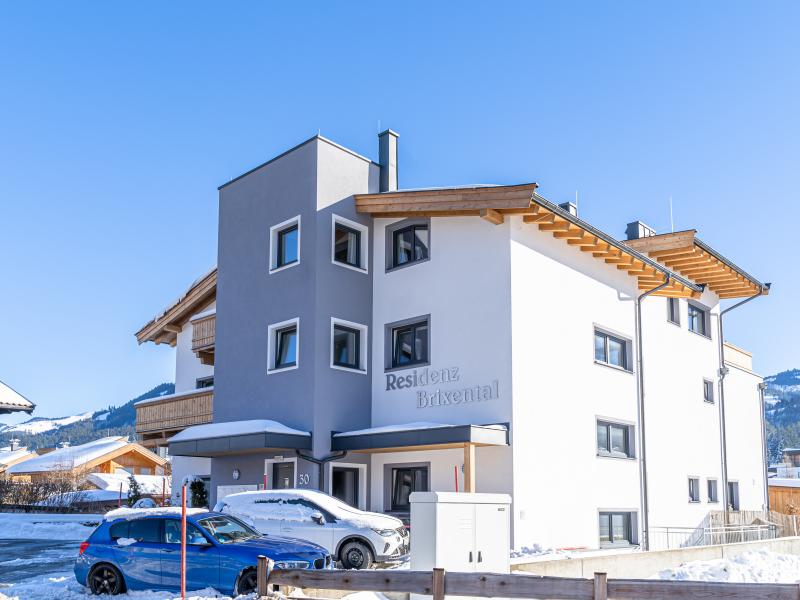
[174, 302, 215, 392]
[170, 456, 212, 506]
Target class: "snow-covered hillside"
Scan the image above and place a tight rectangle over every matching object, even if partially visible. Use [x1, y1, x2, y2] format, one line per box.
[766, 369, 800, 396]
[0, 412, 93, 435]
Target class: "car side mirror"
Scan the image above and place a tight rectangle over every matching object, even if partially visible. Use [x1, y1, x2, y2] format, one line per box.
[311, 511, 325, 525]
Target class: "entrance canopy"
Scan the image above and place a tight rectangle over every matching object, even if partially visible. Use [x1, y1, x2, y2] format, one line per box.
[169, 419, 311, 457]
[331, 422, 508, 453]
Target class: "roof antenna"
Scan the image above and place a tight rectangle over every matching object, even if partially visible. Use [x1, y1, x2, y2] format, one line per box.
[575, 190, 579, 212]
[669, 196, 674, 233]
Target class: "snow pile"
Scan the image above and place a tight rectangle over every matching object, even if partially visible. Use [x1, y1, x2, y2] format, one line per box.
[0, 513, 102, 540]
[116, 537, 137, 546]
[87, 472, 171, 495]
[7, 437, 128, 474]
[658, 549, 800, 583]
[217, 489, 402, 530]
[105, 506, 208, 521]
[39, 489, 129, 506]
[170, 419, 309, 442]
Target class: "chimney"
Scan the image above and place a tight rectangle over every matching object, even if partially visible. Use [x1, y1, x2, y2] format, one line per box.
[559, 202, 578, 217]
[378, 129, 399, 192]
[626, 220, 657, 240]
[9, 438, 19, 451]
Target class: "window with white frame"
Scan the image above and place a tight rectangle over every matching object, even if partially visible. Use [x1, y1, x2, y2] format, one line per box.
[330, 318, 368, 373]
[688, 302, 709, 337]
[667, 298, 680, 325]
[703, 379, 715, 403]
[267, 318, 299, 373]
[688, 477, 700, 502]
[269, 216, 301, 272]
[707, 478, 719, 503]
[596, 420, 634, 458]
[594, 328, 631, 371]
[331, 215, 368, 272]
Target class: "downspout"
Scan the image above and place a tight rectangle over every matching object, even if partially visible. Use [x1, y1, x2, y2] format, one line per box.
[635, 274, 672, 551]
[758, 381, 770, 512]
[295, 449, 348, 492]
[717, 283, 770, 521]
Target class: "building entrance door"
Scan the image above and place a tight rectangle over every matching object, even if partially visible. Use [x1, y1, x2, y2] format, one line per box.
[272, 462, 295, 489]
[332, 467, 359, 507]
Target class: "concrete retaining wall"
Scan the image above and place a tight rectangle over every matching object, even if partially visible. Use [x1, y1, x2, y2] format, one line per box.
[513, 537, 800, 579]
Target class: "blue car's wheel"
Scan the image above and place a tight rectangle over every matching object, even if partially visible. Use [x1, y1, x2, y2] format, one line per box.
[236, 568, 258, 595]
[89, 564, 125, 595]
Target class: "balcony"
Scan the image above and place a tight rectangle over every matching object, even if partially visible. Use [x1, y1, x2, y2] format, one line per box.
[135, 388, 213, 449]
[191, 312, 215, 365]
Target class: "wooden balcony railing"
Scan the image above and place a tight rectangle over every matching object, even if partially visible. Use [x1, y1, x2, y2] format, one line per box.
[191, 313, 215, 352]
[135, 388, 213, 435]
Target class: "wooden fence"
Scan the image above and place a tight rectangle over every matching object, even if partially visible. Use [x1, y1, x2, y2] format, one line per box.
[256, 557, 800, 600]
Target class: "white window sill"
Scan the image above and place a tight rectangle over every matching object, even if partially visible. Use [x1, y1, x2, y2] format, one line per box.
[269, 261, 300, 275]
[330, 364, 368, 375]
[332, 260, 368, 275]
[267, 364, 299, 375]
[386, 257, 430, 273]
[594, 360, 634, 375]
[688, 329, 712, 341]
[596, 452, 636, 461]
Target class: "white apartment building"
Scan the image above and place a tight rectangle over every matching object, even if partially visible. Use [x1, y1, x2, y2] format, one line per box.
[138, 130, 769, 552]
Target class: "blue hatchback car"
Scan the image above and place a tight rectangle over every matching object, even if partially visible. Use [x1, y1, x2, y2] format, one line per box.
[74, 510, 332, 595]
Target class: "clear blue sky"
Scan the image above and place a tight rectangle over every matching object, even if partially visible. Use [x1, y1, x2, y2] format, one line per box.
[1, 2, 797, 422]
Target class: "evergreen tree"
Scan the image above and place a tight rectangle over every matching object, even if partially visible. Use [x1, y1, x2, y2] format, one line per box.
[190, 479, 208, 508]
[127, 474, 143, 507]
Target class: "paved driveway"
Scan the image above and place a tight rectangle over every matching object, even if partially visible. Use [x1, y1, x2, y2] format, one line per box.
[0, 538, 78, 585]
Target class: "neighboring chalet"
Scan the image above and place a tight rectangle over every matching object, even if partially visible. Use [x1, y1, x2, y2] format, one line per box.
[6, 436, 166, 483]
[0, 444, 36, 476]
[0, 380, 34, 415]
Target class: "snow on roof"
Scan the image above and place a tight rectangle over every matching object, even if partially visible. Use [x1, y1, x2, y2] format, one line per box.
[190, 307, 216, 321]
[0, 380, 34, 412]
[87, 472, 171, 495]
[104, 506, 208, 521]
[170, 419, 310, 443]
[7, 436, 129, 474]
[768, 478, 800, 488]
[0, 447, 34, 468]
[40, 489, 129, 506]
[333, 422, 508, 437]
[135, 386, 214, 407]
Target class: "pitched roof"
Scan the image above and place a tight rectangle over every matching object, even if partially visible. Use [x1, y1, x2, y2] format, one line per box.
[0, 380, 34, 414]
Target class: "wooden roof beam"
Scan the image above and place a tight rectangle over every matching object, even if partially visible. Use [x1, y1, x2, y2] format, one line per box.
[539, 220, 571, 232]
[553, 228, 586, 239]
[479, 209, 504, 225]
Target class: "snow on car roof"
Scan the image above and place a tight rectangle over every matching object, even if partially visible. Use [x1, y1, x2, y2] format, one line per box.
[170, 419, 310, 442]
[104, 506, 209, 521]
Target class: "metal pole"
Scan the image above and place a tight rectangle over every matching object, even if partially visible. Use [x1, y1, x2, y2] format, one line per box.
[635, 275, 672, 551]
[181, 483, 187, 599]
[758, 382, 770, 513]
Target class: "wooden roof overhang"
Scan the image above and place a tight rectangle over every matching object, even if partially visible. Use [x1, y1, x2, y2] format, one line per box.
[624, 231, 769, 300]
[135, 268, 217, 347]
[354, 185, 703, 298]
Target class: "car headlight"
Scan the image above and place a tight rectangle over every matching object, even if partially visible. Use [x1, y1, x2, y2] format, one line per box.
[371, 528, 397, 537]
[274, 560, 310, 569]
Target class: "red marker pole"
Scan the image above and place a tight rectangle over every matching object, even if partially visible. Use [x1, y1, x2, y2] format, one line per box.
[263, 474, 267, 490]
[181, 483, 187, 599]
[118, 482, 123, 507]
[454, 465, 459, 492]
[161, 478, 166, 507]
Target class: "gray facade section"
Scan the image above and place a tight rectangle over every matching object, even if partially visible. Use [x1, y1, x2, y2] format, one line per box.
[212, 136, 379, 500]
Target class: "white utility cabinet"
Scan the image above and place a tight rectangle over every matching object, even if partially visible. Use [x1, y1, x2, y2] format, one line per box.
[410, 492, 511, 574]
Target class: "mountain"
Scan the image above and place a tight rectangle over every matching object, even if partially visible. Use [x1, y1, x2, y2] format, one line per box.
[0, 383, 174, 450]
[765, 370, 800, 463]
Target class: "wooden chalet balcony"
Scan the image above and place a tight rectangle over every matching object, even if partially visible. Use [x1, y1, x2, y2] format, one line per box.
[191, 312, 215, 365]
[135, 388, 213, 448]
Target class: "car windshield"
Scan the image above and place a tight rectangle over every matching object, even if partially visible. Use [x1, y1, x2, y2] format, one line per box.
[197, 515, 261, 544]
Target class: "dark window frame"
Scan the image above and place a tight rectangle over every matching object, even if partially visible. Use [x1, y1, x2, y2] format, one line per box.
[667, 298, 681, 326]
[688, 302, 710, 338]
[386, 219, 430, 272]
[703, 379, 715, 403]
[275, 325, 298, 369]
[276, 224, 299, 269]
[596, 420, 634, 458]
[196, 376, 214, 389]
[707, 479, 719, 503]
[390, 318, 430, 369]
[594, 329, 631, 371]
[390, 465, 430, 512]
[598, 511, 635, 547]
[688, 477, 701, 503]
[728, 481, 740, 511]
[333, 223, 362, 269]
[332, 323, 362, 370]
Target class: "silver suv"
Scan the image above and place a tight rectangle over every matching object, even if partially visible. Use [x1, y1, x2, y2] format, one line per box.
[214, 489, 409, 569]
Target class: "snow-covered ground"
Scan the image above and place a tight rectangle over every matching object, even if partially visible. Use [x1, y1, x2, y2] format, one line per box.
[657, 549, 800, 583]
[0, 513, 101, 541]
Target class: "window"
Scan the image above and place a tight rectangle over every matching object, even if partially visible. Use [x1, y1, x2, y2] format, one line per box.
[268, 318, 300, 373]
[391, 466, 429, 512]
[594, 329, 630, 370]
[688, 477, 700, 502]
[688, 303, 709, 337]
[164, 520, 207, 545]
[332, 215, 368, 272]
[667, 298, 680, 325]
[703, 379, 714, 403]
[330, 318, 367, 372]
[127, 518, 161, 543]
[708, 479, 719, 503]
[389, 318, 429, 369]
[598, 512, 634, 547]
[196, 376, 214, 389]
[597, 421, 633, 458]
[269, 216, 301, 272]
[728, 481, 740, 510]
[387, 220, 429, 270]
